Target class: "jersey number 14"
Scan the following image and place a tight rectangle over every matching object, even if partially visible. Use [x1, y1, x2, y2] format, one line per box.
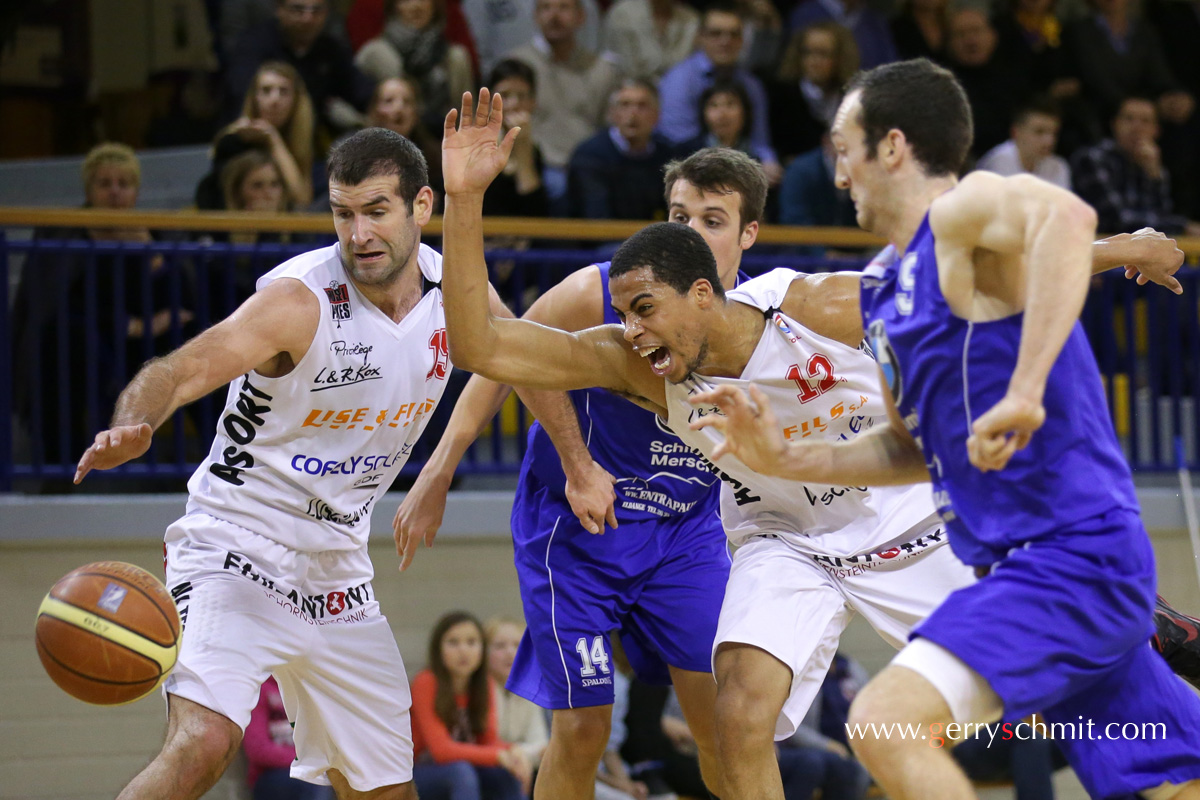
[576, 636, 611, 677]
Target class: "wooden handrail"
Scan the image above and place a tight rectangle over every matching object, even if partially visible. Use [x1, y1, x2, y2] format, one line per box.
[1, 206, 1199, 254]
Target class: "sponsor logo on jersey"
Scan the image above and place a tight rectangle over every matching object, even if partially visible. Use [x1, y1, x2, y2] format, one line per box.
[813, 527, 945, 578]
[330, 340, 373, 360]
[289, 451, 407, 476]
[803, 485, 869, 507]
[304, 496, 373, 528]
[301, 399, 438, 430]
[323, 281, 352, 325]
[222, 552, 374, 622]
[866, 319, 903, 405]
[210, 376, 275, 486]
[312, 363, 383, 391]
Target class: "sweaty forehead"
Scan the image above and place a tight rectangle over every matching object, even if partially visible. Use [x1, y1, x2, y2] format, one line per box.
[609, 266, 670, 305]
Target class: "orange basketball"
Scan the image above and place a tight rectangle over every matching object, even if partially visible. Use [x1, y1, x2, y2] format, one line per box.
[35, 561, 181, 705]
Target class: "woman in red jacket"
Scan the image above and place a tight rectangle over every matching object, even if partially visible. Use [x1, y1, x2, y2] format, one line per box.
[412, 611, 531, 800]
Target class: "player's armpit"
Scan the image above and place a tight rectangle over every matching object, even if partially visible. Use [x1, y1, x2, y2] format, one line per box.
[779, 272, 865, 347]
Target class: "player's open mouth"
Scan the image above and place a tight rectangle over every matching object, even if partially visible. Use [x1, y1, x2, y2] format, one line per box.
[355, 251, 385, 263]
[643, 346, 672, 376]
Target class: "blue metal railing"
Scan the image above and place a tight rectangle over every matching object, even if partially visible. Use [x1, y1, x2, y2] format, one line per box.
[2, 230, 1199, 490]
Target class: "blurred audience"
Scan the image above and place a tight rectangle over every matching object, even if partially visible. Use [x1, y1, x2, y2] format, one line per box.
[890, 0, 947, 61]
[976, 98, 1071, 188]
[225, 0, 374, 137]
[507, 0, 622, 214]
[355, 0, 474, 131]
[601, 0, 700, 80]
[779, 133, 856, 229]
[462, 0, 604, 77]
[658, 1, 781, 184]
[346, 0, 480, 75]
[412, 611, 531, 800]
[569, 79, 676, 220]
[482, 60, 548, 218]
[770, 20, 858, 164]
[787, 0, 897, 69]
[679, 81, 758, 160]
[220, 0, 350, 57]
[199, 61, 315, 209]
[365, 76, 444, 203]
[1064, 0, 1193, 126]
[485, 618, 549, 771]
[734, 0, 787, 73]
[1071, 96, 1200, 235]
[244, 676, 336, 800]
[14, 144, 194, 467]
[944, 7, 1023, 161]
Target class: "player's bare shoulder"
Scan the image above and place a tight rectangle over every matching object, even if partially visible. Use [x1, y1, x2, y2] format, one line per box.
[523, 264, 607, 331]
[778, 271, 866, 347]
[226, 277, 321, 377]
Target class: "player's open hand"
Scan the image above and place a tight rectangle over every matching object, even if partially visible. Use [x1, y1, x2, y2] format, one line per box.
[564, 459, 619, 534]
[443, 89, 520, 197]
[688, 384, 788, 474]
[74, 423, 153, 484]
[967, 392, 1045, 472]
[394, 467, 454, 571]
[1121, 227, 1184, 294]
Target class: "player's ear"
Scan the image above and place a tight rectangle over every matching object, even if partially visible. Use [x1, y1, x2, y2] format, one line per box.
[739, 220, 759, 250]
[411, 185, 436, 226]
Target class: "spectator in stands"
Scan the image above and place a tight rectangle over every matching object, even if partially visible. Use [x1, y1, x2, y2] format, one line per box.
[658, 1, 782, 183]
[355, 0, 475, 131]
[735, 0, 786, 73]
[1147, 0, 1200, 218]
[944, 7, 1023, 161]
[976, 98, 1071, 188]
[769, 20, 858, 164]
[219, 0, 350, 58]
[462, 0, 604, 77]
[199, 61, 315, 209]
[676, 81, 766, 166]
[14, 144, 194, 469]
[482, 60, 548, 218]
[244, 676, 335, 800]
[225, 0, 374, 137]
[1064, 0, 1194, 126]
[485, 618, 549, 771]
[778, 133, 856, 229]
[506, 0, 622, 214]
[346, 0, 480, 76]
[786, 0, 896, 69]
[568, 79, 676, 220]
[364, 76, 443, 204]
[890, 0, 947, 62]
[1071, 96, 1200, 235]
[411, 611, 531, 800]
[601, 0, 700, 80]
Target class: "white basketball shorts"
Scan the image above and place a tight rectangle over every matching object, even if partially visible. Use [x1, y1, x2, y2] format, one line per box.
[713, 519, 975, 738]
[162, 512, 413, 791]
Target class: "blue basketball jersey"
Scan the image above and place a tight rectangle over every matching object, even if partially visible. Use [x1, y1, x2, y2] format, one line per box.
[521, 263, 722, 522]
[859, 214, 1139, 566]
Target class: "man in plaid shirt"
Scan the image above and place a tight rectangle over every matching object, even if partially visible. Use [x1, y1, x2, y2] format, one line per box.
[1070, 96, 1200, 236]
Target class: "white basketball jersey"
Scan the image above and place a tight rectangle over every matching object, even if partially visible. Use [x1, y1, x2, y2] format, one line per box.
[186, 243, 451, 552]
[664, 269, 939, 557]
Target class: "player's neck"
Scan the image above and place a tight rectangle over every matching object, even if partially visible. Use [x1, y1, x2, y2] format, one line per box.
[701, 300, 766, 378]
[349, 254, 425, 323]
[889, 175, 957, 254]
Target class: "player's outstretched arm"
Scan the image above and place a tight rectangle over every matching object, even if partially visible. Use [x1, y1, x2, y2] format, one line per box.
[1090, 227, 1185, 294]
[74, 278, 318, 483]
[933, 171, 1097, 472]
[688, 376, 928, 486]
[440, 90, 646, 396]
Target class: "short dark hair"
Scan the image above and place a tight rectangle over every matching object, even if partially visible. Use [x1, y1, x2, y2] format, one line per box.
[611, 77, 660, 105]
[1012, 95, 1061, 127]
[702, 0, 743, 24]
[698, 79, 751, 136]
[488, 58, 537, 94]
[662, 147, 767, 228]
[326, 127, 429, 208]
[610, 222, 725, 299]
[846, 58, 972, 177]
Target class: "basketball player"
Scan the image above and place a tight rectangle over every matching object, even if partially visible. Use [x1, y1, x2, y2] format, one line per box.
[687, 60, 1200, 799]
[436, 90, 1196, 800]
[71, 128, 576, 800]
[395, 147, 776, 800]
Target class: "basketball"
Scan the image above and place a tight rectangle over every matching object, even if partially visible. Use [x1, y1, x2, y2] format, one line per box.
[35, 561, 181, 706]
